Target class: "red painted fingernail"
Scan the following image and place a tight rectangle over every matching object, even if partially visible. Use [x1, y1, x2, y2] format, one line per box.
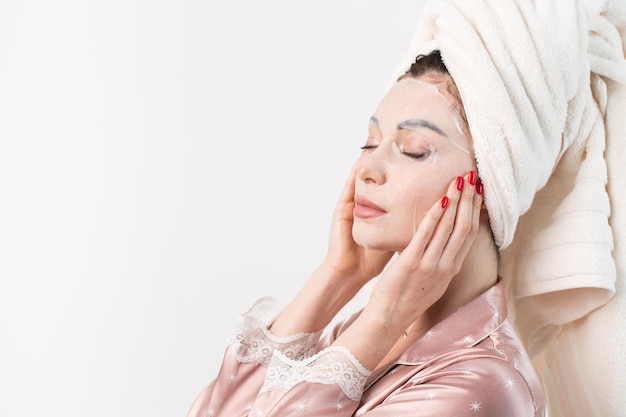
[477, 181, 484, 195]
[468, 170, 477, 185]
[441, 196, 449, 208]
[456, 176, 464, 191]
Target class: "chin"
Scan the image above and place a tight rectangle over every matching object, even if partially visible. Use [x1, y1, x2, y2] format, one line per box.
[352, 229, 409, 253]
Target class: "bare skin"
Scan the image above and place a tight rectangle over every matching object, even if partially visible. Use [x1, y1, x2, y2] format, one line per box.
[269, 75, 498, 373]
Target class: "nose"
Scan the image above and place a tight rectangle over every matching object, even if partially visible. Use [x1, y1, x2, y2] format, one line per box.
[356, 148, 387, 185]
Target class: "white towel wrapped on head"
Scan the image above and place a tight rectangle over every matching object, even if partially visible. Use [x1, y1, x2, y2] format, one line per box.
[388, 1, 626, 416]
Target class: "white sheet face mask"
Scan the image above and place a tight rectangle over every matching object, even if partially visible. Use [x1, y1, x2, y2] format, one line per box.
[356, 77, 475, 247]
[404, 79, 471, 234]
[364, 79, 470, 173]
[397, 78, 470, 155]
[366, 81, 469, 158]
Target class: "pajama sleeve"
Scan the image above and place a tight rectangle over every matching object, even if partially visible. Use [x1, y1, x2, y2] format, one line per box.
[359, 358, 542, 417]
[249, 345, 372, 416]
[185, 297, 323, 417]
[248, 357, 539, 417]
[188, 298, 539, 417]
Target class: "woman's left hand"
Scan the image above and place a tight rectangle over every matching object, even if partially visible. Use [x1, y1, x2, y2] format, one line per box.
[364, 171, 483, 336]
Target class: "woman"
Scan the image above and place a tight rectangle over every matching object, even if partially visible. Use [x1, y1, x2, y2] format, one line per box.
[186, 51, 545, 417]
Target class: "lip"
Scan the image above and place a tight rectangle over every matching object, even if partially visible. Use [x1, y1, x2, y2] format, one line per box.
[354, 195, 387, 218]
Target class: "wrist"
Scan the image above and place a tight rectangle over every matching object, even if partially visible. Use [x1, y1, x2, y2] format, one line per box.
[307, 263, 363, 311]
[268, 264, 362, 337]
[359, 304, 407, 336]
[332, 310, 404, 371]
[316, 260, 369, 295]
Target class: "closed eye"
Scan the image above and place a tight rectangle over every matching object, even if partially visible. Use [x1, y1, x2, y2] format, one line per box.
[361, 145, 430, 160]
[402, 151, 429, 159]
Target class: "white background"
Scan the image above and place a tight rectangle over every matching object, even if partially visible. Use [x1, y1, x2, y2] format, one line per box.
[0, 1, 427, 416]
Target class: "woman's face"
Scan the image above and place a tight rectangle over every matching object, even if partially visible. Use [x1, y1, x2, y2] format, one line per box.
[352, 75, 475, 252]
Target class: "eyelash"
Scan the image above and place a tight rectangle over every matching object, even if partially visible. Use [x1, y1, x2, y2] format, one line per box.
[403, 151, 428, 159]
[360, 145, 429, 160]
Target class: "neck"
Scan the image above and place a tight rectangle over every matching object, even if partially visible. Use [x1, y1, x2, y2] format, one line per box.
[406, 212, 499, 338]
[374, 212, 499, 370]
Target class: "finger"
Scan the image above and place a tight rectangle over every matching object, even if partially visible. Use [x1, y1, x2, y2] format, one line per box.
[418, 175, 464, 259]
[452, 178, 484, 265]
[336, 153, 364, 206]
[440, 171, 480, 265]
[332, 156, 363, 225]
[401, 178, 457, 260]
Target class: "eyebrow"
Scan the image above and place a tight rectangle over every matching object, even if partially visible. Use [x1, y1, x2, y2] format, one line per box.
[369, 116, 447, 138]
[398, 119, 447, 137]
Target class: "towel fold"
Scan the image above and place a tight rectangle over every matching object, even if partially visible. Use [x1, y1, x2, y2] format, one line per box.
[388, 1, 626, 415]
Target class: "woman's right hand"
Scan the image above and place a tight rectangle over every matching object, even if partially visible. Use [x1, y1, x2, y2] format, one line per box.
[269, 155, 393, 336]
[320, 154, 394, 290]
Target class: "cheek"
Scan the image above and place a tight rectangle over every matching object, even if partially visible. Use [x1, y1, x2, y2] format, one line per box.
[390, 154, 475, 218]
[393, 172, 445, 218]
[395, 162, 450, 198]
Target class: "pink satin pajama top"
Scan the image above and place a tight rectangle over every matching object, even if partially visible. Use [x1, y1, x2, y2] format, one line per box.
[187, 279, 545, 416]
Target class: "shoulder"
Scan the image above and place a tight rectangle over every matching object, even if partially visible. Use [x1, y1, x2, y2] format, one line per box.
[396, 321, 545, 416]
[401, 356, 543, 416]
